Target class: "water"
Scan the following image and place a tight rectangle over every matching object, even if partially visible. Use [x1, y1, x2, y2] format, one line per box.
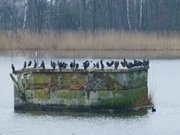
[0, 57, 180, 135]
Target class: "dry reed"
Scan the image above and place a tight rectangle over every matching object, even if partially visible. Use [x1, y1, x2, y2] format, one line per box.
[0, 30, 180, 51]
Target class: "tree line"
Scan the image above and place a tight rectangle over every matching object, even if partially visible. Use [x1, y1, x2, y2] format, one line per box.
[0, 0, 180, 33]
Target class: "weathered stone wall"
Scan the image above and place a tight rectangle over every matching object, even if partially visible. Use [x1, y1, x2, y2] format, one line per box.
[11, 68, 149, 111]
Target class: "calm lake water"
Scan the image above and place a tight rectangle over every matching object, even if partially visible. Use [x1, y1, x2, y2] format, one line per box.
[0, 57, 180, 135]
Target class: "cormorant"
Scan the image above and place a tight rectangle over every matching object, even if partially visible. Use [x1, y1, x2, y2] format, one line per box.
[133, 59, 138, 67]
[28, 61, 32, 67]
[70, 60, 76, 69]
[93, 62, 100, 69]
[51, 61, 56, 70]
[40, 60, 45, 70]
[96, 62, 100, 69]
[11, 64, 15, 73]
[33, 60, 37, 68]
[152, 106, 156, 112]
[143, 59, 149, 67]
[93, 63, 96, 68]
[57, 61, 63, 69]
[62, 62, 68, 69]
[23, 61, 26, 69]
[137, 60, 144, 66]
[100, 59, 104, 70]
[106, 61, 114, 67]
[83, 60, 90, 70]
[121, 58, 127, 67]
[114, 61, 119, 69]
[75, 63, 79, 69]
[126, 62, 134, 68]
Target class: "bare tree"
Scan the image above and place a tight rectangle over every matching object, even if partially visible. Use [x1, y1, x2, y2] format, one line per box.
[23, 0, 28, 30]
[139, 0, 143, 29]
[126, 0, 131, 30]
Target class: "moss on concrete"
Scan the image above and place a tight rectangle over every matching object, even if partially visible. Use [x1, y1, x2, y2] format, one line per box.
[63, 73, 86, 89]
[34, 90, 49, 100]
[13, 68, 150, 111]
[93, 87, 148, 109]
[33, 73, 51, 84]
[58, 90, 84, 99]
[58, 91, 70, 99]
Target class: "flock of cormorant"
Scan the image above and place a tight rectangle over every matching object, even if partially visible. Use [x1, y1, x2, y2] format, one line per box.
[11, 58, 149, 73]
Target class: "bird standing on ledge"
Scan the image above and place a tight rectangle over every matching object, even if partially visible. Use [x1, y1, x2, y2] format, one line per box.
[11, 64, 15, 73]
[100, 59, 104, 70]
[23, 61, 26, 69]
[28, 61, 32, 67]
[152, 106, 156, 112]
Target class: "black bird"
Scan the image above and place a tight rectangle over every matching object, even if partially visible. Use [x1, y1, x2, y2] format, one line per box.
[28, 61, 32, 67]
[40, 60, 45, 70]
[143, 59, 149, 67]
[93, 63, 96, 68]
[57, 61, 63, 69]
[93, 62, 99, 69]
[11, 64, 15, 73]
[152, 106, 156, 112]
[62, 62, 68, 69]
[137, 60, 144, 66]
[70, 60, 76, 69]
[100, 59, 104, 70]
[114, 61, 119, 69]
[23, 61, 26, 69]
[126, 62, 134, 68]
[33, 60, 37, 68]
[133, 59, 138, 67]
[121, 58, 127, 68]
[75, 63, 79, 69]
[83, 60, 90, 70]
[51, 61, 56, 70]
[106, 61, 114, 67]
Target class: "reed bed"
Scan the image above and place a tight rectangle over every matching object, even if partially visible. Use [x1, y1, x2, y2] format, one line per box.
[0, 31, 180, 51]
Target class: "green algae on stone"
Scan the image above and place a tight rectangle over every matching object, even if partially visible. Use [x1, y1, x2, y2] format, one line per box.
[34, 90, 49, 99]
[33, 73, 51, 84]
[93, 87, 148, 108]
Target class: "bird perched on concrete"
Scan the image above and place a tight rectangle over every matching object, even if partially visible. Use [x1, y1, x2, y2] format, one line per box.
[133, 59, 138, 67]
[114, 61, 119, 69]
[75, 63, 79, 69]
[28, 61, 32, 67]
[40, 60, 45, 70]
[93, 62, 99, 69]
[57, 61, 63, 69]
[62, 62, 68, 69]
[23, 61, 26, 69]
[100, 59, 104, 70]
[143, 59, 149, 67]
[152, 106, 156, 112]
[83, 60, 90, 70]
[11, 64, 15, 73]
[126, 62, 134, 68]
[70, 60, 76, 69]
[33, 60, 37, 68]
[121, 58, 127, 68]
[106, 61, 114, 67]
[51, 61, 56, 70]
[136, 60, 144, 67]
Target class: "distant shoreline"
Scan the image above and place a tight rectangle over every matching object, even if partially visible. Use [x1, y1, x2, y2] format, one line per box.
[0, 31, 180, 58]
[1, 49, 180, 59]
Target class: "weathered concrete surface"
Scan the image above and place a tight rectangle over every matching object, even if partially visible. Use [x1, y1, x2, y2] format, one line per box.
[10, 67, 150, 112]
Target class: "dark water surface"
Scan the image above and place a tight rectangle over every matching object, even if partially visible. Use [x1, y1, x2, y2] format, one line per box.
[0, 57, 180, 135]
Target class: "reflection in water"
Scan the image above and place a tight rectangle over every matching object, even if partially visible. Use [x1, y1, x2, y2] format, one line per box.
[1, 56, 180, 135]
[15, 109, 148, 119]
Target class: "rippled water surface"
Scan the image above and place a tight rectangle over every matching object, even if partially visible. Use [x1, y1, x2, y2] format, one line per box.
[0, 57, 180, 135]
